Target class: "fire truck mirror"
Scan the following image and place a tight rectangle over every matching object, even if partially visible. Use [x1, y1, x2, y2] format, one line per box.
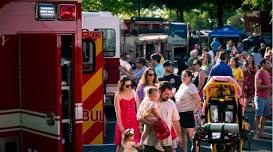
[46, 112, 55, 126]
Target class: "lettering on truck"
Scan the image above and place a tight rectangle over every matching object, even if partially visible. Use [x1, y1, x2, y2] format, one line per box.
[83, 109, 103, 122]
[0, 34, 9, 46]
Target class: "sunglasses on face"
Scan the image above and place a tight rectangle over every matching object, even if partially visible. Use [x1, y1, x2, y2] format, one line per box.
[148, 73, 155, 76]
[125, 84, 132, 88]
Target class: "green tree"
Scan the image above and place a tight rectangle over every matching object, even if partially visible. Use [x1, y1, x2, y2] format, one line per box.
[82, 0, 243, 28]
[242, 0, 272, 33]
[184, 10, 211, 29]
[242, 0, 271, 11]
[198, 0, 242, 27]
[82, 0, 137, 16]
[140, 0, 243, 27]
[226, 9, 244, 30]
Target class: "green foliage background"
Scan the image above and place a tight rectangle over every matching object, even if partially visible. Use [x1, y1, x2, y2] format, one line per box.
[82, 0, 271, 30]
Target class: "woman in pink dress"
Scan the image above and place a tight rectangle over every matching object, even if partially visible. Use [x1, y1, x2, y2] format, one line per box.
[114, 76, 141, 152]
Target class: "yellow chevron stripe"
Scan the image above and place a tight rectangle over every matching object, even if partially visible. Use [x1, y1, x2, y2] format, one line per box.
[95, 37, 102, 56]
[82, 68, 103, 102]
[83, 100, 103, 134]
[90, 131, 103, 144]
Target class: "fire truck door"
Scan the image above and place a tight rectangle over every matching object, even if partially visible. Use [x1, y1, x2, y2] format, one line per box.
[19, 33, 63, 152]
[82, 31, 104, 144]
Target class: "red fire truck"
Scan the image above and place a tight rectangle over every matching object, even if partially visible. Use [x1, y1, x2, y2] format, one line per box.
[0, 0, 100, 151]
[82, 31, 104, 145]
[82, 12, 121, 105]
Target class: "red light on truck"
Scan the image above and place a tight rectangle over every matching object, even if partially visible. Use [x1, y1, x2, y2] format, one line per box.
[58, 4, 76, 20]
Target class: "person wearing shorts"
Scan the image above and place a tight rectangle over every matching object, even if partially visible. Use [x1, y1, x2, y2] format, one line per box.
[175, 70, 201, 152]
[253, 58, 272, 139]
[255, 98, 271, 116]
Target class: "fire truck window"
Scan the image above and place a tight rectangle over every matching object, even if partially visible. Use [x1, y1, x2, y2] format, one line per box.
[82, 41, 95, 73]
[95, 29, 116, 57]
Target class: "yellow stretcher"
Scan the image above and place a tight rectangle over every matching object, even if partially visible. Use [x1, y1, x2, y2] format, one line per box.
[192, 76, 250, 152]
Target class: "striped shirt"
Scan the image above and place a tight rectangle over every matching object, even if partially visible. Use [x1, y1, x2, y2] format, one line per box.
[175, 83, 198, 112]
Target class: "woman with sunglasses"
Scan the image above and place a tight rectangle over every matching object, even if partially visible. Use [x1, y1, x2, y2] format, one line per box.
[114, 76, 141, 152]
[136, 67, 159, 102]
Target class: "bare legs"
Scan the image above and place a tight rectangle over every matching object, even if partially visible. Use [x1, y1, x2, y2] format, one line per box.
[181, 127, 195, 152]
[116, 145, 122, 152]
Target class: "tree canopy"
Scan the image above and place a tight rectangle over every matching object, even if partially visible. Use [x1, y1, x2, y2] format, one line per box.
[83, 0, 269, 28]
[82, 0, 137, 16]
[242, 0, 271, 11]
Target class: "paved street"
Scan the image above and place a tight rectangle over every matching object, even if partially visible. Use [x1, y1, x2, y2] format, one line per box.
[84, 106, 272, 152]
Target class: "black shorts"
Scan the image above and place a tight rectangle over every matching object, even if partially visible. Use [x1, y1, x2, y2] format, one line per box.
[179, 111, 195, 128]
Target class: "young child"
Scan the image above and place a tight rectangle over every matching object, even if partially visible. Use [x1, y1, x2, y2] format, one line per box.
[138, 86, 169, 152]
[123, 128, 139, 152]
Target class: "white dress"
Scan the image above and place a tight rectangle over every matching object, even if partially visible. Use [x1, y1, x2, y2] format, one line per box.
[123, 141, 138, 152]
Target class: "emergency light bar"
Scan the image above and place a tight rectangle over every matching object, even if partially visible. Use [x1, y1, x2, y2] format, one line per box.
[35, 3, 76, 21]
[35, 3, 56, 20]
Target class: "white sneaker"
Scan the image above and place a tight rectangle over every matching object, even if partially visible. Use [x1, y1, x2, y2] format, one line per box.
[155, 143, 165, 152]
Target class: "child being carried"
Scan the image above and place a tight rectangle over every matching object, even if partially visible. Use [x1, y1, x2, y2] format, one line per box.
[138, 86, 170, 152]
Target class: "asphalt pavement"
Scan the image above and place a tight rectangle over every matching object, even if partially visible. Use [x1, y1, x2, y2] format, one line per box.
[84, 105, 272, 152]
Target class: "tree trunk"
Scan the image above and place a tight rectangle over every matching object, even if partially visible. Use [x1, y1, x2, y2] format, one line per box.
[176, 10, 180, 22]
[137, 0, 140, 16]
[135, 0, 141, 16]
[176, 8, 184, 22]
[216, 0, 223, 27]
[179, 8, 184, 22]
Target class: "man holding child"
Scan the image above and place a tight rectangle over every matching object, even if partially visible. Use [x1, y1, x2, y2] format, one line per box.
[137, 81, 182, 152]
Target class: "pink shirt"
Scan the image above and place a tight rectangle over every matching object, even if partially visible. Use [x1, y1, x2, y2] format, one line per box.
[255, 70, 272, 99]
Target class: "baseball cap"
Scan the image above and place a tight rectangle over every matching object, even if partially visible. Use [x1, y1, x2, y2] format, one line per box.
[162, 60, 173, 67]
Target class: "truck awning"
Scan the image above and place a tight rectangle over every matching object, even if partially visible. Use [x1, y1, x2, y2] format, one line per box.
[136, 34, 168, 43]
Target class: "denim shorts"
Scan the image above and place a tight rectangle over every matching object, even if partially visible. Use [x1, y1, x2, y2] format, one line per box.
[254, 97, 272, 116]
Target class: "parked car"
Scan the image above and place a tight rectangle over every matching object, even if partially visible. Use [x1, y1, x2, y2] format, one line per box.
[242, 35, 259, 50]
[242, 34, 272, 50]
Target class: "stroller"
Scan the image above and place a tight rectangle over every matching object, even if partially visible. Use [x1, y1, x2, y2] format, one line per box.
[192, 76, 250, 152]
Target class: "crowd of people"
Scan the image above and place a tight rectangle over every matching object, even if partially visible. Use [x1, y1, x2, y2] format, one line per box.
[114, 38, 272, 152]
